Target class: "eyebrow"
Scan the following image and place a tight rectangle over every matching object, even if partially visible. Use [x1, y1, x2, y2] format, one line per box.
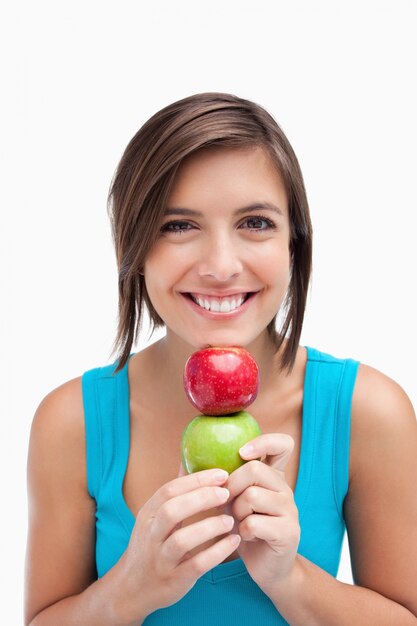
[163, 202, 284, 217]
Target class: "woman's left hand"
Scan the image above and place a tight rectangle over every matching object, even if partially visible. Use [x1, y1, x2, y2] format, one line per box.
[225, 433, 300, 591]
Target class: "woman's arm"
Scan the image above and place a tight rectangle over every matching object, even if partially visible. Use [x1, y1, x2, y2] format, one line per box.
[261, 364, 417, 625]
[24, 378, 148, 625]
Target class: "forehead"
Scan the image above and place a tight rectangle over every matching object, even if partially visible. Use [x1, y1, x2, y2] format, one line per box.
[168, 145, 288, 212]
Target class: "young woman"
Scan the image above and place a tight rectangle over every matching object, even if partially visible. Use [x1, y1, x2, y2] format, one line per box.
[25, 93, 417, 625]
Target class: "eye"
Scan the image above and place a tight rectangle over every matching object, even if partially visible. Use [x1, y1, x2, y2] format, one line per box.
[160, 220, 195, 234]
[241, 215, 277, 231]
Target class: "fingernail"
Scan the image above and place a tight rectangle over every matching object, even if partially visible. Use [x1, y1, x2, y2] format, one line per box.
[212, 469, 229, 482]
[239, 443, 254, 457]
[229, 534, 241, 546]
[221, 515, 234, 528]
[215, 487, 230, 501]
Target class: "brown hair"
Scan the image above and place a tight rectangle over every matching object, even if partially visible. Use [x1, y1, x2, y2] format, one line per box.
[108, 92, 312, 373]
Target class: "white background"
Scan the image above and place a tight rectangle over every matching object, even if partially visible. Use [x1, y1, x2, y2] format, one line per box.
[2, 1, 416, 623]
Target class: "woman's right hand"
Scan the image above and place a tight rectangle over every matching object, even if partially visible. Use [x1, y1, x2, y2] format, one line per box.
[117, 466, 240, 622]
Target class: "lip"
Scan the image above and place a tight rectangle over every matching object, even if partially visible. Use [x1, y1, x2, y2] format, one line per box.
[181, 291, 258, 319]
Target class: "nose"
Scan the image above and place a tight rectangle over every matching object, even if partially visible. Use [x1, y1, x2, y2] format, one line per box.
[197, 233, 243, 281]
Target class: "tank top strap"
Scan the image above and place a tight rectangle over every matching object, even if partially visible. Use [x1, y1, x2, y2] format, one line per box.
[303, 347, 360, 518]
[81, 359, 131, 501]
[333, 356, 360, 515]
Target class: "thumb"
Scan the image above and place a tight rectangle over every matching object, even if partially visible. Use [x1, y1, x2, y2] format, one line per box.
[239, 433, 294, 472]
[178, 461, 187, 477]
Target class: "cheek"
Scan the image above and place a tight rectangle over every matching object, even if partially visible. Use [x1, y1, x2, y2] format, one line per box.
[144, 241, 191, 274]
[253, 244, 291, 285]
[143, 253, 165, 303]
[143, 244, 189, 307]
[144, 244, 171, 284]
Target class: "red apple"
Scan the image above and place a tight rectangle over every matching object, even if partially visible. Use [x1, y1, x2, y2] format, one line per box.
[183, 346, 259, 416]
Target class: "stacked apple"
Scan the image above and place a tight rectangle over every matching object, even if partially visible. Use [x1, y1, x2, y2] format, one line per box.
[181, 347, 261, 474]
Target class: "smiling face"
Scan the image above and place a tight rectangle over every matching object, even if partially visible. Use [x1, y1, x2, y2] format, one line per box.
[143, 145, 291, 353]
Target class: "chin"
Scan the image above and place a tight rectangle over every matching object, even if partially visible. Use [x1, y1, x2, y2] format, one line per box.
[190, 331, 258, 350]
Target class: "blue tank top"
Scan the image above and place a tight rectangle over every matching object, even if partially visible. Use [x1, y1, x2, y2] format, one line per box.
[82, 346, 359, 625]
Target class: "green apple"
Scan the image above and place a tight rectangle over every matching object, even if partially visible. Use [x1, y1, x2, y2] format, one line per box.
[180, 410, 262, 474]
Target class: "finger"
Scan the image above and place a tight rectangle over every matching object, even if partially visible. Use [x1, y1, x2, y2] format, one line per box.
[239, 433, 294, 471]
[176, 533, 241, 579]
[238, 513, 300, 547]
[150, 468, 229, 513]
[162, 514, 235, 566]
[226, 459, 289, 502]
[231, 485, 294, 522]
[152, 485, 231, 543]
[178, 462, 187, 478]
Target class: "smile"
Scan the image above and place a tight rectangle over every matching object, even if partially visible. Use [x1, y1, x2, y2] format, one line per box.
[186, 292, 254, 313]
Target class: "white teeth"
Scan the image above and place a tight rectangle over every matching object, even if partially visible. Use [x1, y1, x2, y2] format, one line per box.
[192, 294, 246, 312]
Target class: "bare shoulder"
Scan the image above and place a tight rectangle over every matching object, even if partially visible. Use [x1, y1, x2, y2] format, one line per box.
[350, 363, 416, 479]
[29, 377, 87, 485]
[344, 363, 417, 614]
[26, 377, 96, 624]
[27, 374, 93, 538]
[352, 362, 415, 420]
[31, 375, 85, 436]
